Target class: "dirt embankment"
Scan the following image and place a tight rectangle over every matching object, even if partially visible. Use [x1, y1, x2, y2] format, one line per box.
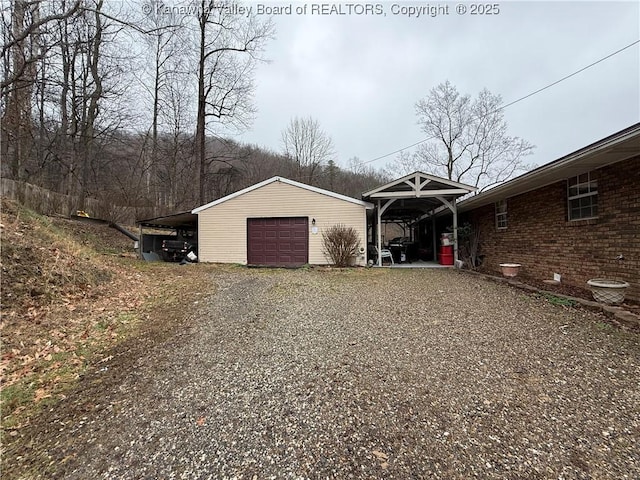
[0, 199, 216, 475]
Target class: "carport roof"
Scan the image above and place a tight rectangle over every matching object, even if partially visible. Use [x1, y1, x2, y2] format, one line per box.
[363, 171, 477, 199]
[363, 171, 477, 220]
[137, 211, 197, 229]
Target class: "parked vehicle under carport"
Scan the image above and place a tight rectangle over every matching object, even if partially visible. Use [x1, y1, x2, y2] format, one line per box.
[161, 239, 197, 262]
[136, 212, 198, 262]
[387, 236, 417, 263]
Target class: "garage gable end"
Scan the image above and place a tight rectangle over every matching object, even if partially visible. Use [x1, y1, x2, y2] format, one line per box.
[195, 178, 369, 266]
[192, 176, 373, 213]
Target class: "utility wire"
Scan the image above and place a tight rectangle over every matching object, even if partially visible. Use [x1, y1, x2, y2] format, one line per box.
[498, 39, 640, 112]
[343, 39, 640, 170]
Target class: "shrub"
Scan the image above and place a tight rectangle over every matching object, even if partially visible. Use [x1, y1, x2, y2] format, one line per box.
[457, 222, 483, 270]
[322, 224, 360, 267]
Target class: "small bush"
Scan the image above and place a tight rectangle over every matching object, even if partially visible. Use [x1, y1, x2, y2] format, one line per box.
[457, 222, 483, 270]
[322, 224, 360, 267]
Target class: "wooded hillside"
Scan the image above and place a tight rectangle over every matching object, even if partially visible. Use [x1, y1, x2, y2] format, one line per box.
[1, 1, 387, 218]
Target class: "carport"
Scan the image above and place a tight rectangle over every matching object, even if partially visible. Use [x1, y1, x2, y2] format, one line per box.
[136, 211, 198, 260]
[363, 172, 477, 266]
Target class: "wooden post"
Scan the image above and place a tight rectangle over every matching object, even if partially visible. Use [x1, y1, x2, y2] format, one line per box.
[377, 200, 382, 267]
[432, 211, 437, 262]
[138, 224, 143, 259]
[453, 199, 458, 264]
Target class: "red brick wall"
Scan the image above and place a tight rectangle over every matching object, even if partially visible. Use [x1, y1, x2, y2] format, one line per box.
[464, 156, 640, 301]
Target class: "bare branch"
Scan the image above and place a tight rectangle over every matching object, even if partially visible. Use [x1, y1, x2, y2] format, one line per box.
[281, 116, 335, 184]
[1, 0, 81, 58]
[407, 81, 535, 189]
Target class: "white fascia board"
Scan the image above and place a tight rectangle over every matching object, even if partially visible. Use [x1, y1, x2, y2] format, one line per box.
[368, 189, 470, 198]
[413, 171, 477, 191]
[363, 173, 417, 196]
[278, 177, 374, 208]
[192, 176, 279, 213]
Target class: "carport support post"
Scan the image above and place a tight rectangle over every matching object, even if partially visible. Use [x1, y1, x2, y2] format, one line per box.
[432, 211, 437, 262]
[453, 199, 458, 264]
[377, 199, 382, 267]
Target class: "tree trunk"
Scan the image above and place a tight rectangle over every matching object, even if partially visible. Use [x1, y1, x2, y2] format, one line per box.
[4, 1, 37, 181]
[78, 0, 104, 211]
[196, 0, 207, 205]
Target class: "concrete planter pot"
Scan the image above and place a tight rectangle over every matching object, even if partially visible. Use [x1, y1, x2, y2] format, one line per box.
[587, 279, 630, 305]
[500, 263, 522, 278]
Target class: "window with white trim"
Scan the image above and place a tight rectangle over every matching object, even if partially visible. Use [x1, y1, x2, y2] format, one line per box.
[568, 172, 598, 221]
[495, 200, 507, 229]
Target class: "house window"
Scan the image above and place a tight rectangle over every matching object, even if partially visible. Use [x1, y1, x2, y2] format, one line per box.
[495, 200, 507, 229]
[568, 172, 598, 221]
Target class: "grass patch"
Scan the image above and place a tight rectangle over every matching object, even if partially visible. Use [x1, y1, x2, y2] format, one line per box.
[0, 201, 218, 444]
[0, 200, 221, 478]
[1, 263, 217, 442]
[0, 383, 37, 427]
[541, 293, 577, 307]
[595, 320, 616, 332]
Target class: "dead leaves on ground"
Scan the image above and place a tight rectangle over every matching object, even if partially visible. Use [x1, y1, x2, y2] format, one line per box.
[1, 202, 211, 436]
[1, 259, 213, 433]
[372, 449, 390, 469]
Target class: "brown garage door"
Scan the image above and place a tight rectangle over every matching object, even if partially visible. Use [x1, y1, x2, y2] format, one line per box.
[247, 217, 309, 267]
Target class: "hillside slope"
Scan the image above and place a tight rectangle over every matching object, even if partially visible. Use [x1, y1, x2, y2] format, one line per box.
[1, 199, 122, 312]
[0, 199, 216, 453]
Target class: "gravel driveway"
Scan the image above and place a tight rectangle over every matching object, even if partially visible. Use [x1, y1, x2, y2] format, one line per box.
[26, 267, 640, 479]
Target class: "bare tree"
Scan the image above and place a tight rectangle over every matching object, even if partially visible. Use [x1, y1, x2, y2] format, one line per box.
[53, 0, 137, 211]
[236, 143, 293, 186]
[397, 81, 535, 191]
[281, 116, 335, 184]
[137, 0, 187, 200]
[1, 0, 43, 180]
[194, 0, 274, 203]
[0, 0, 81, 90]
[0, 1, 392, 219]
[1, 0, 83, 186]
[153, 65, 198, 210]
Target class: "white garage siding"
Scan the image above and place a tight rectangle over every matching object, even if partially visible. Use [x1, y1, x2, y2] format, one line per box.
[194, 178, 371, 266]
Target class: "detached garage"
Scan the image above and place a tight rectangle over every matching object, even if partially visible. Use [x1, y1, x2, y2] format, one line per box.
[192, 177, 373, 267]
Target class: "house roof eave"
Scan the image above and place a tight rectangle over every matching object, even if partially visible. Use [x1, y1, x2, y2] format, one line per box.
[458, 123, 640, 213]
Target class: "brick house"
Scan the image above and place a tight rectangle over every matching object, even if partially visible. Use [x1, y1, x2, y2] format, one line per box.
[457, 123, 640, 301]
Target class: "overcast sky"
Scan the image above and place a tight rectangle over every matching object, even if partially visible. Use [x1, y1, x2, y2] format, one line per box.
[236, 0, 640, 173]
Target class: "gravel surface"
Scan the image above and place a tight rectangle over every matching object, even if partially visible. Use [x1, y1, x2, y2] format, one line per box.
[21, 268, 640, 479]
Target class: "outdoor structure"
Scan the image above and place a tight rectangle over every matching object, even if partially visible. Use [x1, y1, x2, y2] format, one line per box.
[457, 123, 640, 301]
[192, 176, 373, 267]
[136, 211, 197, 261]
[362, 172, 477, 266]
